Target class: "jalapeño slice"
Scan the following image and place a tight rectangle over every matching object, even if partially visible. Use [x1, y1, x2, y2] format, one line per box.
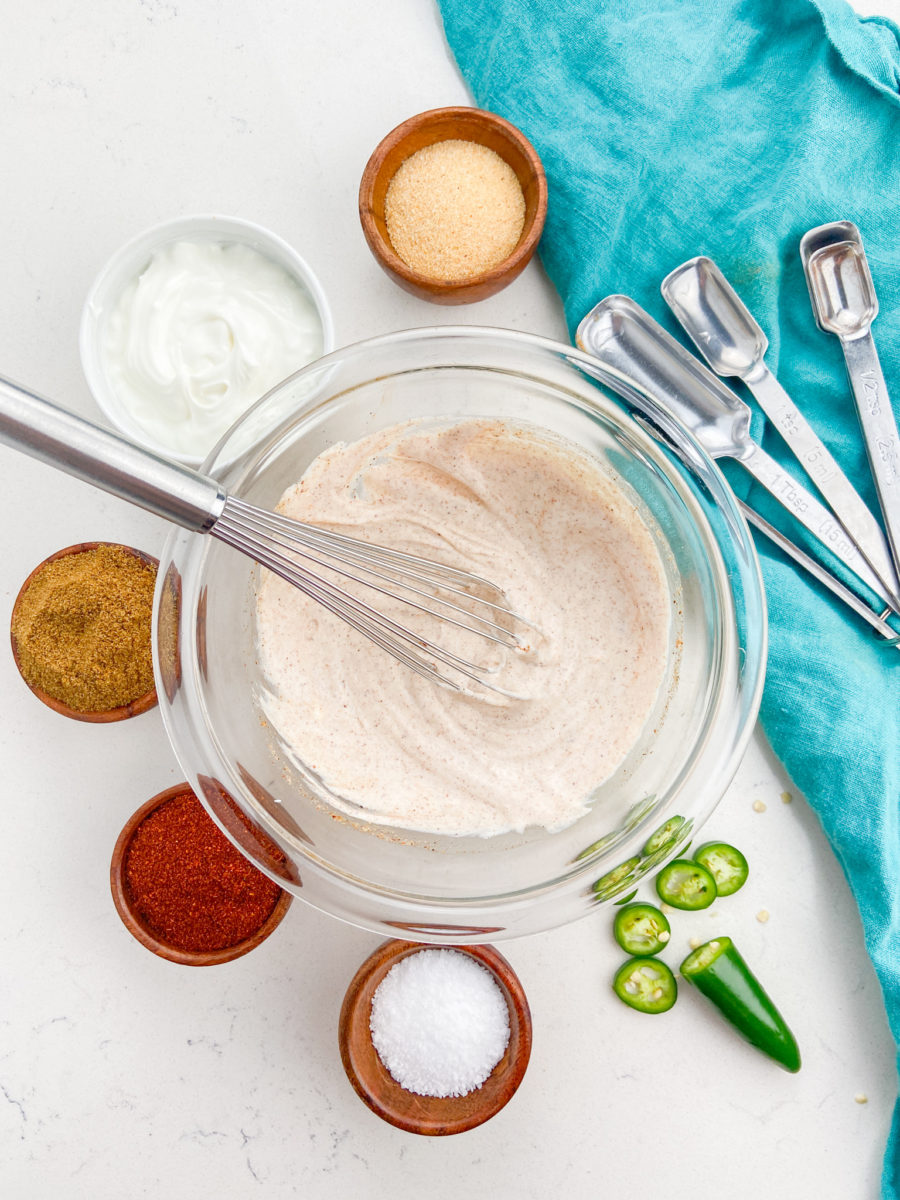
[693, 842, 749, 897]
[592, 856, 641, 901]
[613, 957, 677, 1014]
[655, 858, 717, 910]
[642, 814, 686, 857]
[613, 903, 671, 956]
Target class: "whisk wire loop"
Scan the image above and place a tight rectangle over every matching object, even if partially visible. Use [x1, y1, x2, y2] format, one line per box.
[214, 496, 528, 693]
[221, 501, 522, 650]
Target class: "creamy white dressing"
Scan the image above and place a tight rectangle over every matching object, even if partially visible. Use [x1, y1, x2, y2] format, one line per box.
[101, 240, 323, 457]
[256, 418, 672, 837]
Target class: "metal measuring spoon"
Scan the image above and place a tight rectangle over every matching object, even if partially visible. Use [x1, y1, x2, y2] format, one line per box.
[660, 256, 900, 608]
[571, 329, 898, 642]
[575, 295, 898, 611]
[801, 222, 900, 585]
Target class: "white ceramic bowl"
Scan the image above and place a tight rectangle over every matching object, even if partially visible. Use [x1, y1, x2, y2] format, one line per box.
[79, 214, 335, 467]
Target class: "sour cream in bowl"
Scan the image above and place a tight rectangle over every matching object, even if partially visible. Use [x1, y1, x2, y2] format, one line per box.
[79, 215, 334, 466]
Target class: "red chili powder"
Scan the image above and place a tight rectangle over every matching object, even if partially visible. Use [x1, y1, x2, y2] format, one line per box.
[124, 791, 282, 953]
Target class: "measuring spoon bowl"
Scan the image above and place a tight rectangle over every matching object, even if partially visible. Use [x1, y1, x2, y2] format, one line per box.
[576, 295, 754, 459]
[801, 221, 865, 335]
[662, 257, 767, 378]
[806, 241, 878, 339]
[799, 219, 863, 267]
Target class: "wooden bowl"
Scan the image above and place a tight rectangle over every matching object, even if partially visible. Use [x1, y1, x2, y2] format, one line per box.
[9, 541, 159, 723]
[110, 783, 293, 966]
[359, 106, 547, 304]
[339, 939, 532, 1134]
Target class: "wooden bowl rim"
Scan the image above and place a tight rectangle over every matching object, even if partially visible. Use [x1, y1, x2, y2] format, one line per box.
[339, 937, 532, 1135]
[9, 541, 160, 723]
[109, 782, 292, 966]
[358, 105, 548, 300]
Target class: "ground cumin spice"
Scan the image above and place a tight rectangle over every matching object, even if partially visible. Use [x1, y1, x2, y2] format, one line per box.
[385, 139, 525, 281]
[11, 544, 156, 712]
[124, 791, 282, 953]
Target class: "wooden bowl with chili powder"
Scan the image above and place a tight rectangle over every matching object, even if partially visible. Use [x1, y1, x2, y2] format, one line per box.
[359, 106, 547, 304]
[9, 541, 159, 723]
[110, 783, 292, 966]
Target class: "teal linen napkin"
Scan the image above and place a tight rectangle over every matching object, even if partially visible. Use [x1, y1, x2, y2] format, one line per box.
[436, 0, 900, 1189]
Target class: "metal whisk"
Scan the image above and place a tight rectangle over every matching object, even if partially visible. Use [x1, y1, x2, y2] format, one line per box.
[0, 375, 527, 692]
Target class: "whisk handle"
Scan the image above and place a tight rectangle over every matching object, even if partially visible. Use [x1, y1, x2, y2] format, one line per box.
[0, 374, 225, 531]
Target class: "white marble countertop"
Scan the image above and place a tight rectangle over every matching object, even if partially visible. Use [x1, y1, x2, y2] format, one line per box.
[0, 2, 896, 1196]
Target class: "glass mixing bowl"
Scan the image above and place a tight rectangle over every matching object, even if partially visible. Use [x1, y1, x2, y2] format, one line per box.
[154, 327, 766, 943]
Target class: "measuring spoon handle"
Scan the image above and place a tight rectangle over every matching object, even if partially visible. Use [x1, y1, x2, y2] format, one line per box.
[739, 442, 895, 609]
[842, 332, 900, 575]
[739, 501, 899, 643]
[746, 366, 900, 604]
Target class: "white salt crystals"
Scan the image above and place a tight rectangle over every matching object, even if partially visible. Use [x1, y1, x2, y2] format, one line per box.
[370, 949, 511, 1098]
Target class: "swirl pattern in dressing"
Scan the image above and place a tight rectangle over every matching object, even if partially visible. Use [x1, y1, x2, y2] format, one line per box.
[256, 419, 671, 837]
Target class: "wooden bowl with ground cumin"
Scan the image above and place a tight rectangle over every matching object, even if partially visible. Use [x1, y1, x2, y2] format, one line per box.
[10, 541, 159, 723]
[359, 106, 547, 304]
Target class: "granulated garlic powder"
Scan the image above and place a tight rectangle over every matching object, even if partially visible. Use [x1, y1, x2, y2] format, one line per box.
[385, 139, 525, 281]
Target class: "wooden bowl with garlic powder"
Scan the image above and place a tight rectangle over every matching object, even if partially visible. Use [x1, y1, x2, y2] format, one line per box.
[359, 106, 547, 304]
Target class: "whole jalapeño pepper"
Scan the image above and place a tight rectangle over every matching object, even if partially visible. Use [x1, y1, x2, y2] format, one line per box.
[680, 936, 801, 1072]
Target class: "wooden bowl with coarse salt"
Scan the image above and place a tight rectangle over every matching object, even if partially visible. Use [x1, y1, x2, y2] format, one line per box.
[359, 106, 548, 304]
[339, 938, 533, 1135]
